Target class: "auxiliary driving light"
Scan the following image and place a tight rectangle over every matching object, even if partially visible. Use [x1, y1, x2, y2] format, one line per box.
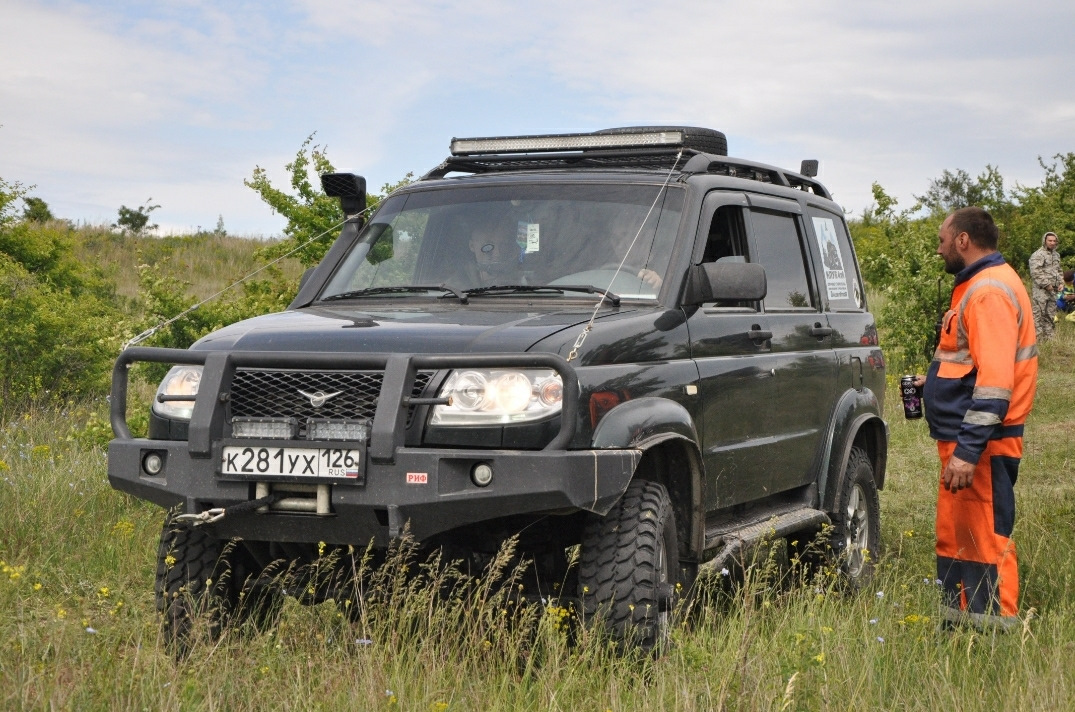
[142, 452, 164, 476]
[471, 463, 493, 487]
[231, 417, 297, 440]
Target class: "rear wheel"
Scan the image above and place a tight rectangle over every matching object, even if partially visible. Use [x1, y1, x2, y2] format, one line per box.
[578, 479, 684, 651]
[830, 447, 881, 588]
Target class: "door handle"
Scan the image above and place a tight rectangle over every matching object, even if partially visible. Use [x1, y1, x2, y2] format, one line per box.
[747, 326, 772, 342]
[810, 322, 833, 338]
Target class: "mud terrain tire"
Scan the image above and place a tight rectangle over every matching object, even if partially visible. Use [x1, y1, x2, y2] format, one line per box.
[578, 479, 681, 651]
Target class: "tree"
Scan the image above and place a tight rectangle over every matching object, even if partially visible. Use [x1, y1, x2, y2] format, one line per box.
[914, 166, 1008, 217]
[245, 135, 343, 266]
[850, 184, 949, 375]
[1007, 153, 1075, 272]
[22, 196, 54, 222]
[0, 176, 28, 228]
[114, 199, 160, 235]
[246, 133, 413, 267]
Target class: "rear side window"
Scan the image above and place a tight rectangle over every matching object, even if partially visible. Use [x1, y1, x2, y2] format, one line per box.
[807, 209, 864, 311]
[747, 210, 816, 311]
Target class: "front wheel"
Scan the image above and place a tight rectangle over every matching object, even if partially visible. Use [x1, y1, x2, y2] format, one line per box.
[578, 479, 684, 651]
[830, 446, 881, 588]
[155, 514, 234, 656]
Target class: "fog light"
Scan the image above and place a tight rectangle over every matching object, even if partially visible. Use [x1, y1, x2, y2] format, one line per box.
[471, 463, 493, 487]
[143, 452, 164, 476]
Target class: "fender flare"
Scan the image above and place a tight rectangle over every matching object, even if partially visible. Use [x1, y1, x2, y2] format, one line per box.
[818, 389, 889, 513]
[591, 397, 706, 558]
[591, 396, 699, 449]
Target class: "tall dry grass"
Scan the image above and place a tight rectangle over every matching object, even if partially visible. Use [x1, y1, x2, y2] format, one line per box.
[1, 322, 1073, 710]
[71, 228, 303, 303]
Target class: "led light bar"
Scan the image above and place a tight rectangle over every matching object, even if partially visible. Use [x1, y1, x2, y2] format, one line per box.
[231, 417, 297, 440]
[450, 131, 684, 156]
[307, 419, 368, 442]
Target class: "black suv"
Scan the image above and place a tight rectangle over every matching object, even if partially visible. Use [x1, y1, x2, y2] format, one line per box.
[108, 127, 887, 649]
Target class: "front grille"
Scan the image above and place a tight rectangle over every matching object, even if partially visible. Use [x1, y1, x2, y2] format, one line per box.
[228, 369, 433, 432]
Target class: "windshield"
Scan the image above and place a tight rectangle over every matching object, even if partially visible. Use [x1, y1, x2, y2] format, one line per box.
[320, 182, 684, 301]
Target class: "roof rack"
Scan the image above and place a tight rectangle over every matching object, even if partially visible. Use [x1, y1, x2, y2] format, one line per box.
[680, 154, 831, 199]
[421, 126, 831, 199]
[423, 147, 693, 179]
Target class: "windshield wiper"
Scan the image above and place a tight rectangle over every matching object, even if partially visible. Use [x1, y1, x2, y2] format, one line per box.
[320, 285, 468, 303]
[464, 284, 620, 306]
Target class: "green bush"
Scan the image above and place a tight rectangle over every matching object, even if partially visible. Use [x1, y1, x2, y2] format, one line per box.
[0, 203, 125, 413]
[851, 186, 948, 375]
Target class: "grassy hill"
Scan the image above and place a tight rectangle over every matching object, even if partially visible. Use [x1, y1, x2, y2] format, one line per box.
[69, 227, 304, 304]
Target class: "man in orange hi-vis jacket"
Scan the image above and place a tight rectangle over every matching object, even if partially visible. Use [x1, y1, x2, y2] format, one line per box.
[913, 207, 1037, 630]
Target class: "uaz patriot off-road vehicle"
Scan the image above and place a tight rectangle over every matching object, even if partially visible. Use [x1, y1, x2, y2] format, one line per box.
[108, 127, 887, 650]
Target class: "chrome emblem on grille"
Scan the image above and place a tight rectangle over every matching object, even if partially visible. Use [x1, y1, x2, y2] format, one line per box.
[297, 390, 343, 408]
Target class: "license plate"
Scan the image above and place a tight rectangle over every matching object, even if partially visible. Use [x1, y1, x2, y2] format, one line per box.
[221, 446, 362, 479]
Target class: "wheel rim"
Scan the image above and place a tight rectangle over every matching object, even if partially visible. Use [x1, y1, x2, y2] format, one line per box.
[843, 483, 870, 578]
[655, 529, 670, 637]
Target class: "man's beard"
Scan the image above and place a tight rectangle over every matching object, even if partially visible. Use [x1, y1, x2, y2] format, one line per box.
[943, 254, 966, 275]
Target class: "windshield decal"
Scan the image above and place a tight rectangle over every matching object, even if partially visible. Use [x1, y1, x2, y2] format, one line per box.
[520, 222, 540, 253]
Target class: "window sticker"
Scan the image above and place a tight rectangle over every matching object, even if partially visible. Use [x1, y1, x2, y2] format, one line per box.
[811, 217, 848, 301]
[518, 222, 540, 253]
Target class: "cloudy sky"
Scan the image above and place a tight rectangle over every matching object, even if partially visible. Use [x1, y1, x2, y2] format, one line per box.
[2, 0, 1074, 237]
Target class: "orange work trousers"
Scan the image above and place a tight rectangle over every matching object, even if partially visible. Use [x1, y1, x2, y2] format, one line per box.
[936, 438, 1020, 619]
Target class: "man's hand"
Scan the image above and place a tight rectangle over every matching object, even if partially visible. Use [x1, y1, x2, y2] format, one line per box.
[637, 268, 662, 289]
[942, 455, 975, 493]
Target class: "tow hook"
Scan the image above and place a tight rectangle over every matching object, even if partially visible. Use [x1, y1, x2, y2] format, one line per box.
[174, 494, 282, 527]
[175, 508, 225, 526]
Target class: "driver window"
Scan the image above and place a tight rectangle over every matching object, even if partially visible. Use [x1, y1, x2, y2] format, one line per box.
[700, 204, 754, 309]
[702, 205, 748, 264]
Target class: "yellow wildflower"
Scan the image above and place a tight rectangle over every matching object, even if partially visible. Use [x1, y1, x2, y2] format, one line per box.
[111, 520, 135, 537]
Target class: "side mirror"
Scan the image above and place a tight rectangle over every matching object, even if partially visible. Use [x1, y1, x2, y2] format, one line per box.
[683, 261, 767, 305]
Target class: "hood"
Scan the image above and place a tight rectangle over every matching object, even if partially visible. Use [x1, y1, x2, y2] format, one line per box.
[191, 303, 612, 355]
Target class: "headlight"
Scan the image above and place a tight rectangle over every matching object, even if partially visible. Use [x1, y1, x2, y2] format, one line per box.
[430, 369, 563, 425]
[151, 365, 203, 421]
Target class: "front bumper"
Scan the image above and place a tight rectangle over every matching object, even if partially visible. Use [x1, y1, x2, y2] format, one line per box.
[108, 346, 640, 545]
[108, 439, 640, 543]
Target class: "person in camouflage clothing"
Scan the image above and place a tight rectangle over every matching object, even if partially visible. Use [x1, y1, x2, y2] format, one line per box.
[1028, 231, 1063, 341]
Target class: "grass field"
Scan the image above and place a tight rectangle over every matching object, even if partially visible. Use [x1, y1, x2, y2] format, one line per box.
[1, 325, 1073, 710]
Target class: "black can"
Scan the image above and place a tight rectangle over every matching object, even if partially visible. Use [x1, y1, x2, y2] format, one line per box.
[901, 375, 923, 419]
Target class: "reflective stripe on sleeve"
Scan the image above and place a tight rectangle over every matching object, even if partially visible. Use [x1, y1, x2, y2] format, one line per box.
[963, 410, 1003, 426]
[972, 386, 1012, 401]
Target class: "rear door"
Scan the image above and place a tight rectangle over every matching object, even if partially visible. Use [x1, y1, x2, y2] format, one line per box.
[804, 205, 883, 400]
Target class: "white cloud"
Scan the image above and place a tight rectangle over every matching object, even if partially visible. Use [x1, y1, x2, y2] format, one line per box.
[2, 0, 1074, 235]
